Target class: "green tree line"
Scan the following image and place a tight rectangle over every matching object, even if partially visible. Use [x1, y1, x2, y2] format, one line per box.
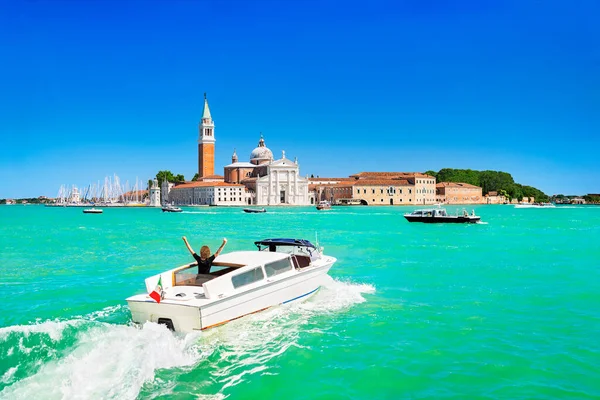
[424, 168, 549, 202]
[155, 170, 186, 187]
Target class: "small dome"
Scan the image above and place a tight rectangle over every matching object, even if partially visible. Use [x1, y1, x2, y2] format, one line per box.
[250, 135, 273, 163]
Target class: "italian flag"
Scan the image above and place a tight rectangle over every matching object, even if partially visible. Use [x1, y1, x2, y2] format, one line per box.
[149, 276, 163, 303]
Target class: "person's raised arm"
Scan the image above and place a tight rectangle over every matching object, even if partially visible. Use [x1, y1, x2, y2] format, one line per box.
[182, 236, 195, 256]
[214, 238, 228, 257]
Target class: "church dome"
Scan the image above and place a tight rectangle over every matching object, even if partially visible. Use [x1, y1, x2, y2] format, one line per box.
[250, 135, 273, 164]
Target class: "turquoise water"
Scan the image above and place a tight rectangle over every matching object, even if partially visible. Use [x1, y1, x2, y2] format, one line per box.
[1, 204, 599, 399]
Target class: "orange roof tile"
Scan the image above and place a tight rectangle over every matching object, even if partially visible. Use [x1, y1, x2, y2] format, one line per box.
[308, 177, 356, 182]
[351, 179, 411, 186]
[350, 172, 434, 179]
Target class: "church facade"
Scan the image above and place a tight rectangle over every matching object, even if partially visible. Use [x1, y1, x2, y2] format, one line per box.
[167, 95, 310, 206]
[224, 136, 310, 206]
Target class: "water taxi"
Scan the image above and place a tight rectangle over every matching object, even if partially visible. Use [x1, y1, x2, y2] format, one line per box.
[514, 203, 556, 208]
[82, 208, 103, 214]
[126, 238, 336, 333]
[243, 208, 266, 213]
[404, 207, 481, 223]
[162, 205, 183, 212]
[316, 200, 332, 210]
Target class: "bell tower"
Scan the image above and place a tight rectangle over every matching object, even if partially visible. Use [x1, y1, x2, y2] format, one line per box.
[198, 93, 215, 177]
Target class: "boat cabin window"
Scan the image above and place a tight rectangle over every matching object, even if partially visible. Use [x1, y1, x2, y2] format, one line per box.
[232, 266, 265, 289]
[265, 258, 293, 277]
[174, 263, 241, 287]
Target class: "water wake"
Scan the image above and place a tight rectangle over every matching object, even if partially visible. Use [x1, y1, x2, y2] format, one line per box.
[0, 278, 374, 399]
[1, 320, 204, 400]
[202, 276, 375, 393]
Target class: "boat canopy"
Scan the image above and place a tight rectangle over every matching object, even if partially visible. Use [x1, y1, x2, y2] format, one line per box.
[254, 238, 316, 250]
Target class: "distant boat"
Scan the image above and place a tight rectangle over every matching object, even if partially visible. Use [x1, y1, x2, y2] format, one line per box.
[514, 203, 556, 209]
[243, 208, 266, 213]
[316, 201, 332, 210]
[162, 205, 183, 213]
[83, 208, 103, 214]
[404, 207, 481, 223]
[335, 199, 363, 206]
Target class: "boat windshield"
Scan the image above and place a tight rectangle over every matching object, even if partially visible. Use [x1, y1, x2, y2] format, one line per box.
[173, 263, 242, 287]
[254, 238, 319, 261]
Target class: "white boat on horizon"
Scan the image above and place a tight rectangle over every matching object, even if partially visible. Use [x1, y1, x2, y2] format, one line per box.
[83, 207, 103, 214]
[514, 203, 556, 208]
[162, 204, 183, 212]
[316, 200, 332, 210]
[126, 238, 337, 333]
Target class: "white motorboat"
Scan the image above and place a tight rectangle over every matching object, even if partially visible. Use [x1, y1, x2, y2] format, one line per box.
[126, 238, 337, 333]
[514, 203, 556, 209]
[83, 208, 103, 214]
[162, 205, 183, 212]
[316, 200, 331, 210]
[404, 207, 481, 223]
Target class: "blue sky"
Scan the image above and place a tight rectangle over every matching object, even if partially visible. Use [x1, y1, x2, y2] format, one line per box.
[1, 0, 598, 198]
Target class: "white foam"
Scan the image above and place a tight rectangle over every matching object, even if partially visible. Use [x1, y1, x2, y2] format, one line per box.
[79, 304, 126, 321]
[1, 278, 375, 399]
[0, 322, 206, 400]
[0, 319, 85, 342]
[1, 367, 18, 384]
[200, 277, 375, 392]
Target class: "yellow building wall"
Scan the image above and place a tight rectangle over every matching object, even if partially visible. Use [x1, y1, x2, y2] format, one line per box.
[442, 187, 483, 204]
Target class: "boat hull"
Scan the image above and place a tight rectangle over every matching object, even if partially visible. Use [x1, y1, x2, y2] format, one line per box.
[127, 263, 332, 333]
[404, 215, 480, 223]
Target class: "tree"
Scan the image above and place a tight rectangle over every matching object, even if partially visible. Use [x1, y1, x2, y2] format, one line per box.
[155, 171, 185, 186]
[498, 189, 510, 201]
[427, 168, 547, 200]
[192, 173, 200, 181]
[424, 170, 438, 179]
[584, 195, 600, 204]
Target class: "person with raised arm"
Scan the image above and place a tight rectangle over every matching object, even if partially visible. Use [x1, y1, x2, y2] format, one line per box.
[182, 237, 227, 274]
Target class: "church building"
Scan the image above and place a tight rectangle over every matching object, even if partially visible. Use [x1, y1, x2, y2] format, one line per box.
[224, 135, 310, 205]
[166, 95, 310, 206]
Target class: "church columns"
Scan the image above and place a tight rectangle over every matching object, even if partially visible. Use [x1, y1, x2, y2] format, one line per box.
[268, 167, 272, 205]
[275, 170, 280, 204]
[294, 170, 298, 205]
[287, 170, 291, 204]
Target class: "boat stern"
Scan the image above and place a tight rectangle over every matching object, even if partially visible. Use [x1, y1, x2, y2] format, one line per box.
[126, 294, 203, 333]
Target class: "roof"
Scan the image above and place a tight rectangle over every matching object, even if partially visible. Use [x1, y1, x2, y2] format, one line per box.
[351, 172, 433, 177]
[241, 177, 258, 183]
[215, 250, 289, 265]
[224, 162, 255, 168]
[254, 238, 316, 248]
[172, 181, 244, 189]
[436, 182, 481, 189]
[309, 177, 356, 182]
[202, 98, 212, 119]
[351, 179, 411, 186]
[270, 157, 297, 167]
[197, 174, 224, 181]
